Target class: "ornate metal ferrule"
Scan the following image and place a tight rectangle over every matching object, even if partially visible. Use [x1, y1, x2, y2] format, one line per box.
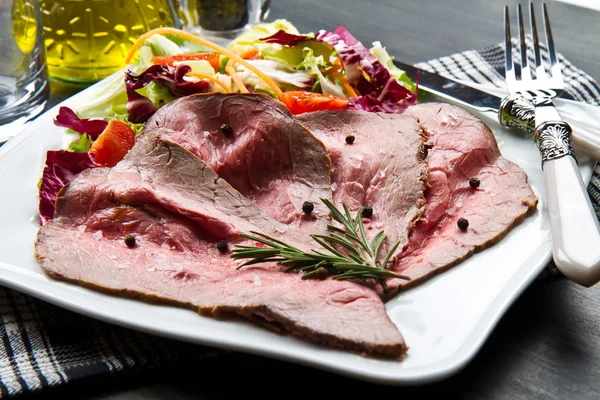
[498, 94, 535, 132]
[534, 121, 574, 162]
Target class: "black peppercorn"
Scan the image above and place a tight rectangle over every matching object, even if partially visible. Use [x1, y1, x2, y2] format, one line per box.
[425, 144, 433, 149]
[421, 144, 433, 159]
[220, 123, 233, 135]
[314, 266, 329, 279]
[345, 135, 355, 144]
[469, 177, 480, 189]
[124, 235, 136, 248]
[362, 205, 373, 218]
[217, 240, 229, 253]
[457, 218, 469, 230]
[302, 201, 314, 214]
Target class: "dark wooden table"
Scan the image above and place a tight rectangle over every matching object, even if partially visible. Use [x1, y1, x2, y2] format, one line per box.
[25, 0, 600, 399]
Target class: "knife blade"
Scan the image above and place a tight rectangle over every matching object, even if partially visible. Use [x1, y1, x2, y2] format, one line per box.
[394, 60, 600, 161]
[394, 60, 514, 112]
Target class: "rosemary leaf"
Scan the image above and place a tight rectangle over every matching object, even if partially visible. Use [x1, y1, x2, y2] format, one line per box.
[237, 233, 284, 249]
[370, 231, 387, 262]
[326, 225, 346, 235]
[231, 199, 410, 284]
[322, 199, 348, 226]
[381, 238, 402, 268]
[356, 210, 373, 257]
[342, 203, 354, 225]
[310, 235, 347, 258]
[313, 233, 359, 256]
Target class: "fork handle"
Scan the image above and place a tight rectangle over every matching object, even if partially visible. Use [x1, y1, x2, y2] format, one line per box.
[566, 119, 600, 162]
[539, 122, 600, 286]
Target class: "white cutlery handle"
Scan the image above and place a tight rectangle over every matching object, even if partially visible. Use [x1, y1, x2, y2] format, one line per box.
[544, 155, 600, 286]
[500, 95, 600, 161]
[568, 119, 600, 161]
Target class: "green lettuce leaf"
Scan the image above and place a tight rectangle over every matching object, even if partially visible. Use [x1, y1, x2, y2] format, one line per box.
[75, 71, 128, 118]
[298, 48, 345, 97]
[370, 41, 416, 91]
[76, 34, 184, 119]
[113, 114, 146, 135]
[227, 19, 331, 69]
[142, 81, 177, 109]
[228, 19, 301, 51]
[68, 133, 93, 152]
[144, 34, 183, 58]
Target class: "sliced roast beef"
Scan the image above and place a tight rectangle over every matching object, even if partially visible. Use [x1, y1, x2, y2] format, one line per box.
[36, 132, 406, 357]
[36, 92, 538, 358]
[56, 132, 290, 242]
[297, 110, 428, 256]
[144, 93, 332, 231]
[299, 105, 537, 296]
[383, 103, 538, 294]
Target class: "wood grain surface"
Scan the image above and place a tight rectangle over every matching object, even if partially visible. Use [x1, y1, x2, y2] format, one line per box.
[27, 0, 600, 399]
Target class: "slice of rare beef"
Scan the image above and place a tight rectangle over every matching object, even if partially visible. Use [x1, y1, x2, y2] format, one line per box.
[56, 131, 289, 242]
[297, 110, 428, 257]
[384, 103, 538, 294]
[36, 132, 406, 358]
[144, 93, 332, 231]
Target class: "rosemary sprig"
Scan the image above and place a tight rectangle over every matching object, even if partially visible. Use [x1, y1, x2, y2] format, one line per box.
[231, 198, 410, 284]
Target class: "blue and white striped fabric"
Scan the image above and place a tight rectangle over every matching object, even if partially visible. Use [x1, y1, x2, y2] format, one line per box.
[0, 41, 599, 397]
[0, 287, 220, 396]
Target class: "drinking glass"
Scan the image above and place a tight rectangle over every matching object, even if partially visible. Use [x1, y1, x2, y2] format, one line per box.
[0, 0, 49, 138]
[179, 0, 271, 44]
[40, 0, 180, 84]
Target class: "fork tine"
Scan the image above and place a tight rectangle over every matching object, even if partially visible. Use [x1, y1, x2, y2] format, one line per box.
[517, 4, 532, 81]
[542, 2, 561, 81]
[543, 3, 557, 67]
[529, 2, 546, 78]
[504, 6, 516, 84]
[503, 2, 563, 96]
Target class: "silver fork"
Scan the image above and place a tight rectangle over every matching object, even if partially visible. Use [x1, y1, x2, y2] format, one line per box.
[505, 2, 600, 287]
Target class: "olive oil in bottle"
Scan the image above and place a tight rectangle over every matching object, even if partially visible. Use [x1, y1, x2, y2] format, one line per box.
[39, 0, 177, 83]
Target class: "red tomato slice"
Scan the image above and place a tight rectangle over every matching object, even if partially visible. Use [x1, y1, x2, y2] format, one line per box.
[90, 120, 135, 167]
[281, 91, 349, 115]
[152, 53, 220, 71]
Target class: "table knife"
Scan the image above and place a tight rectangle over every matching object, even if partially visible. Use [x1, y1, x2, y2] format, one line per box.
[394, 60, 600, 161]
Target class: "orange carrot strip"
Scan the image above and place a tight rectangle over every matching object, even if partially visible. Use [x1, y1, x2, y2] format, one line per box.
[332, 58, 343, 71]
[186, 72, 232, 93]
[332, 70, 358, 98]
[125, 28, 282, 98]
[237, 47, 259, 59]
[226, 59, 249, 94]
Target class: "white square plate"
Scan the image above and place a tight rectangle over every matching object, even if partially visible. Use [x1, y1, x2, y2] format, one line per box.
[0, 73, 593, 385]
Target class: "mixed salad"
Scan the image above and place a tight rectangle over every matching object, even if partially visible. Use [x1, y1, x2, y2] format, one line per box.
[40, 20, 417, 224]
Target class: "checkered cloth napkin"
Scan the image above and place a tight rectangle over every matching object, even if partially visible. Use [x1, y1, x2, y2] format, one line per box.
[1, 41, 600, 397]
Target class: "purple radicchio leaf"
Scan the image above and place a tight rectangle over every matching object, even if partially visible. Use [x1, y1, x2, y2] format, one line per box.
[126, 63, 211, 97]
[259, 26, 417, 112]
[316, 26, 416, 111]
[53, 107, 108, 140]
[38, 150, 96, 225]
[259, 30, 313, 46]
[124, 63, 212, 123]
[125, 78, 158, 124]
[348, 94, 416, 113]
